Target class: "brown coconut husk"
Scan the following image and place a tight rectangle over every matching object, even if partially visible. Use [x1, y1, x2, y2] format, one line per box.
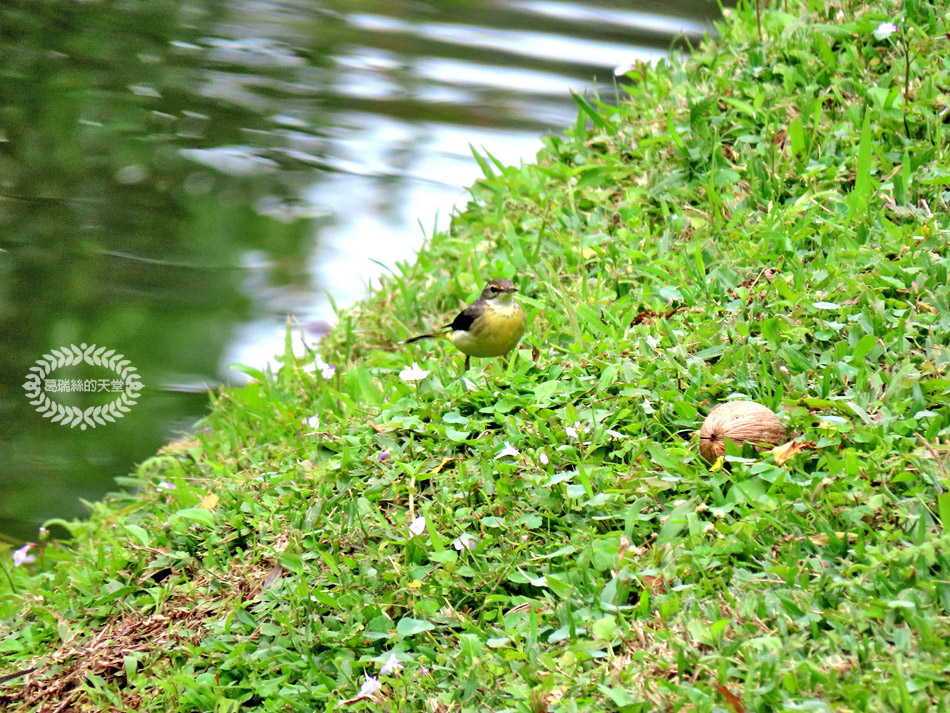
[698, 400, 786, 462]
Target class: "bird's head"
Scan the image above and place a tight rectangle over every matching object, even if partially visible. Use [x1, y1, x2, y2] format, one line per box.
[481, 278, 518, 303]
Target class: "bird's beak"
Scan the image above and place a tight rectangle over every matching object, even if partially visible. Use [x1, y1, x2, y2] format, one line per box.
[509, 286, 518, 293]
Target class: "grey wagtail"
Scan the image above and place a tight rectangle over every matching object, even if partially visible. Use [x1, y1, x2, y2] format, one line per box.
[404, 278, 526, 370]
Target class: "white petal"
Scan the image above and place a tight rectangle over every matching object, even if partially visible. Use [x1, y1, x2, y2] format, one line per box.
[380, 653, 402, 675]
[399, 362, 430, 382]
[494, 441, 520, 459]
[452, 534, 477, 551]
[873, 21, 898, 40]
[13, 543, 35, 567]
[357, 675, 382, 698]
[408, 515, 426, 536]
[313, 355, 336, 379]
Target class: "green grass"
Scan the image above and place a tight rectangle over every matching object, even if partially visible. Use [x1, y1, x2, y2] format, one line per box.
[3, 0, 950, 711]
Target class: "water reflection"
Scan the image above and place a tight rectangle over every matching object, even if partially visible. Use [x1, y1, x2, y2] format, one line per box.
[0, 0, 723, 541]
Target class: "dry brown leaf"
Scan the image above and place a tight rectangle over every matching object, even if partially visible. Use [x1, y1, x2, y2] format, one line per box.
[641, 575, 667, 594]
[772, 439, 818, 466]
[617, 535, 630, 568]
[715, 684, 746, 713]
[199, 492, 219, 510]
[368, 420, 388, 434]
[427, 698, 452, 713]
[261, 564, 284, 590]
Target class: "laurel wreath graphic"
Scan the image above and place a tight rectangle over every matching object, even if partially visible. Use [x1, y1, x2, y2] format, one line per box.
[22, 343, 143, 430]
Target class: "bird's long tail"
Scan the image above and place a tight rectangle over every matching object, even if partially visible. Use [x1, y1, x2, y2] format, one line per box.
[403, 331, 450, 345]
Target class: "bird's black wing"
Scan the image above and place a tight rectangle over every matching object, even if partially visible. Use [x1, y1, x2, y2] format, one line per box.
[446, 298, 484, 333]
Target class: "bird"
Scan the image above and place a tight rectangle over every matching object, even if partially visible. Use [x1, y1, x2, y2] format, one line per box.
[403, 278, 526, 371]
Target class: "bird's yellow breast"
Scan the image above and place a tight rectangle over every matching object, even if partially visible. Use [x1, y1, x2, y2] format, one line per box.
[449, 301, 525, 357]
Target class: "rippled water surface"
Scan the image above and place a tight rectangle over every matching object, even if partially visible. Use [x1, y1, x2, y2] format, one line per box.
[0, 0, 723, 540]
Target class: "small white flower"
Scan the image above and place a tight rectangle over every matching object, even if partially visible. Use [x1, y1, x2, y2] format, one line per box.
[539, 452, 549, 466]
[380, 653, 402, 676]
[873, 21, 898, 40]
[399, 362, 430, 382]
[452, 534, 477, 552]
[357, 675, 381, 699]
[156, 481, 176, 491]
[494, 441, 520, 459]
[303, 414, 320, 430]
[566, 422, 581, 439]
[313, 355, 336, 379]
[13, 543, 35, 567]
[408, 515, 426, 536]
[613, 62, 636, 77]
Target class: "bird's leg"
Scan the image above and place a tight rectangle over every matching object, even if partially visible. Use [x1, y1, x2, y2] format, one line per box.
[464, 355, 471, 371]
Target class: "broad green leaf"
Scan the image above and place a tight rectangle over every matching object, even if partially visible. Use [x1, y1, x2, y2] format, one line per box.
[396, 617, 435, 637]
[598, 685, 637, 706]
[852, 333, 878, 361]
[591, 615, 618, 640]
[174, 508, 215, 528]
[279, 552, 303, 574]
[657, 500, 693, 545]
[124, 524, 150, 546]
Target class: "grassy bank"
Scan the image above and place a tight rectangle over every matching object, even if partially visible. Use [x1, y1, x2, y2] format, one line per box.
[3, 0, 950, 711]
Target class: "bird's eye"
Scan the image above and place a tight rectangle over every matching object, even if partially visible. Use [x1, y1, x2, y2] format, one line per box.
[489, 286, 498, 294]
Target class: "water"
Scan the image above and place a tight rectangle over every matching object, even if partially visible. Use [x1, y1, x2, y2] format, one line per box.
[0, 0, 723, 542]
